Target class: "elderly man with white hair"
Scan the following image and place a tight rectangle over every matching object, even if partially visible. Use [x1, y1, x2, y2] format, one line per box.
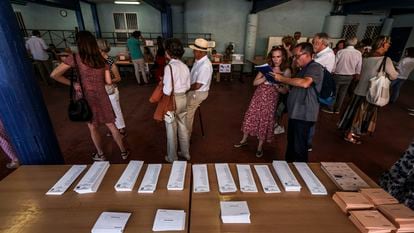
[323, 37, 362, 114]
[187, 38, 213, 139]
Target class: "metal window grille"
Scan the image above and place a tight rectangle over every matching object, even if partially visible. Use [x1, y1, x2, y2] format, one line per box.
[364, 24, 382, 40]
[342, 24, 359, 40]
[113, 12, 138, 42]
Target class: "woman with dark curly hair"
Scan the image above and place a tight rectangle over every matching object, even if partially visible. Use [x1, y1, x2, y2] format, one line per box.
[162, 38, 191, 163]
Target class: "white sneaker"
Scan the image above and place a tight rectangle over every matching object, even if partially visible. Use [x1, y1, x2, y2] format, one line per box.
[274, 125, 285, 134]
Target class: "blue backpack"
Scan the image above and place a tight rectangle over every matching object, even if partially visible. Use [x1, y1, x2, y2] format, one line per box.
[312, 67, 336, 106]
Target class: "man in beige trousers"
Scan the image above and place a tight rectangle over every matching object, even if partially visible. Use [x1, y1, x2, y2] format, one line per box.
[187, 38, 213, 139]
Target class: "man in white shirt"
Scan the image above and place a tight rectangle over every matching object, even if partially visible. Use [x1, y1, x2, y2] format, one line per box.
[187, 38, 213, 138]
[26, 30, 52, 85]
[325, 37, 362, 114]
[308, 32, 336, 152]
[390, 47, 414, 103]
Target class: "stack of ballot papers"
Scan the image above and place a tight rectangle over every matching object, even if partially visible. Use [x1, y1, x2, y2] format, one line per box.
[114, 160, 143, 191]
[360, 188, 399, 206]
[152, 209, 186, 231]
[293, 162, 327, 195]
[349, 210, 396, 233]
[74, 161, 110, 194]
[167, 161, 187, 190]
[91, 212, 131, 233]
[220, 201, 251, 224]
[46, 165, 86, 195]
[272, 160, 301, 192]
[253, 165, 281, 193]
[332, 192, 374, 213]
[378, 204, 414, 233]
[138, 164, 162, 193]
[215, 163, 237, 193]
[236, 164, 258, 193]
[321, 162, 369, 191]
[192, 164, 210, 193]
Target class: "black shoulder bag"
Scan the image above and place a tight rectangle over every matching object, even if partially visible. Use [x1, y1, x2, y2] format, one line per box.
[68, 54, 93, 122]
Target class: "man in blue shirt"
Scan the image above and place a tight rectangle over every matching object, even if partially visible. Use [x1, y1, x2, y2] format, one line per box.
[127, 31, 147, 84]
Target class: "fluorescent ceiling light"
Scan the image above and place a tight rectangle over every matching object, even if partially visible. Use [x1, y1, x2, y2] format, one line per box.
[114, 1, 140, 4]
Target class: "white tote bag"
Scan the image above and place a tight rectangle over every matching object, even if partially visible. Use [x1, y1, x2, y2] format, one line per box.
[366, 57, 391, 107]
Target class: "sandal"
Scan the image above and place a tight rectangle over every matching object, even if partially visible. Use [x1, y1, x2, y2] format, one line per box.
[234, 141, 248, 148]
[344, 137, 362, 145]
[351, 133, 361, 138]
[121, 150, 130, 160]
[256, 150, 263, 158]
[92, 153, 106, 161]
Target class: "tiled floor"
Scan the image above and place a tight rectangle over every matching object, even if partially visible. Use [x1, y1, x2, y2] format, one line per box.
[1, 74, 413, 183]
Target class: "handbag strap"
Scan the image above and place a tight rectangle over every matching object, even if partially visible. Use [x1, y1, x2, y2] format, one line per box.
[168, 64, 174, 94]
[69, 54, 86, 101]
[377, 56, 387, 73]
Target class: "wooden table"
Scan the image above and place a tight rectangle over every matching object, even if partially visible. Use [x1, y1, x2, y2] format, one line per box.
[0, 164, 190, 233]
[189, 163, 378, 233]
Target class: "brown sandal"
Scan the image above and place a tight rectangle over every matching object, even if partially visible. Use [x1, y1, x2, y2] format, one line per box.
[344, 137, 362, 145]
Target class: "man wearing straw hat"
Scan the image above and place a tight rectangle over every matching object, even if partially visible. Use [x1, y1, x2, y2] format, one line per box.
[187, 38, 213, 138]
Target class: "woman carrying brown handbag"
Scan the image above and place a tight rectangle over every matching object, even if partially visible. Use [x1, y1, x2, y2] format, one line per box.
[162, 38, 191, 163]
[51, 31, 129, 161]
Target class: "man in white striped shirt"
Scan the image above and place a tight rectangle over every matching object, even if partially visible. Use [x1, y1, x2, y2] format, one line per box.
[26, 30, 52, 85]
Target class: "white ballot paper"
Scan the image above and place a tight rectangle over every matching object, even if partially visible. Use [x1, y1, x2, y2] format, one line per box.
[220, 201, 251, 224]
[236, 164, 258, 193]
[114, 160, 144, 192]
[253, 165, 281, 193]
[91, 212, 131, 233]
[138, 164, 162, 193]
[192, 164, 210, 193]
[272, 160, 301, 192]
[46, 165, 87, 195]
[167, 161, 187, 191]
[74, 161, 110, 194]
[215, 163, 237, 193]
[152, 209, 186, 231]
[293, 162, 327, 195]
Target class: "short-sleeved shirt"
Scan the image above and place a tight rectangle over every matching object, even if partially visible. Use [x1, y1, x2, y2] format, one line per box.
[163, 59, 191, 95]
[315, 46, 335, 73]
[287, 61, 324, 122]
[127, 37, 144, 60]
[190, 55, 213, 92]
[25, 36, 49, 61]
[354, 56, 399, 97]
[334, 46, 362, 75]
[397, 57, 414, 80]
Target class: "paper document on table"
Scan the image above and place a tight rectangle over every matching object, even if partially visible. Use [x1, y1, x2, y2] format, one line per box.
[46, 165, 87, 195]
[220, 201, 251, 224]
[138, 164, 162, 193]
[91, 212, 131, 233]
[74, 161, 110, 194]
[114, 160, 144, 191]
[167, 161, 187, 190]
[152, 209, 186, 231]
[192, 164, 210, 193]
[272, 160, 301, 192]
[236, 164, 258, 193]
[254, 165, 280, 193]
[215, 163, 237, 193]
[294, 162, 327, 195]
[321, 162, 369, 191]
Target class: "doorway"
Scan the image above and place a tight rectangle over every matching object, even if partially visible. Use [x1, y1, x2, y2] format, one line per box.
[387, 27, 412, 62]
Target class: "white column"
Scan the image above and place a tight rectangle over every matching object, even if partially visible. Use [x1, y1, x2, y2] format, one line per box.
[380, 18, 394, 36]
[323, 15, 346, 38]
[244, 14, 258, 72]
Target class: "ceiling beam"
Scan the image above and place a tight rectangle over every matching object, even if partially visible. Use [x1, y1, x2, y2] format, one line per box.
[342, 0, 414, 14]
[251, 0, 291, 14]
[25, 0, 77, 10]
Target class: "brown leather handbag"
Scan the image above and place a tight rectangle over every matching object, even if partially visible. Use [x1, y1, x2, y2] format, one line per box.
[153, 65, 176, 121]
[149, 81, 163, 103]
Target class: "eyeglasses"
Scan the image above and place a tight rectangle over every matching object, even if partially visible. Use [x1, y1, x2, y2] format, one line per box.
[294, 52, 306, 59]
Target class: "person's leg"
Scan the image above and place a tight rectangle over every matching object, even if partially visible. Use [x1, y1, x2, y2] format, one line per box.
[87, 123, 104, 156]
[132, 59, 141, 84]
[137, 59, 148, 83]
[186, 91, 208, 138]
[175, 94, 190, 160]
[334, 75, 353, 113]
[105, 123, 127, 153]
[285, 119, 295, 162]
[0, 121, 19, 167]
[109, 88, 126, 131]
[35, 60, 49, 85]
[295, 121, 313, 162]
[307, 125, 315, 151]
[165, 111, 178, 162]
[390, 79, 405, 103]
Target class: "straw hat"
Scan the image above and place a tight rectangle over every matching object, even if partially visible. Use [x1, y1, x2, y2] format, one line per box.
[189, 38, 209, 52]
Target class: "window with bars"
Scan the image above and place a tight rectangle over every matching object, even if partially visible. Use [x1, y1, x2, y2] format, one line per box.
[364, 24, 382, 40]
[342, 24, 359, 40]
[113, 12, 138, 42]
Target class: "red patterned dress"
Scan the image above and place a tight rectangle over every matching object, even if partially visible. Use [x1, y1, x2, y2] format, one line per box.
[64, 54, 115, 125]
[241, 76, 279, 142]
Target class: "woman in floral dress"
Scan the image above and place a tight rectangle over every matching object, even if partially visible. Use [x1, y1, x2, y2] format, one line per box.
[234, 47, 291, 157]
